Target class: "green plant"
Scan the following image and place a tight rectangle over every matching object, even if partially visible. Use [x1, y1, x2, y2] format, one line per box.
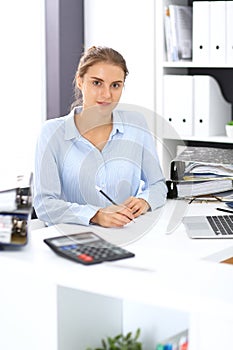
[86, 328, 142, 350]
[227, 120, 233, 126]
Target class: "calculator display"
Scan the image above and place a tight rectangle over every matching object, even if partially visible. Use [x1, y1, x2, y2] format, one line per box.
[51, 232, 98, 247]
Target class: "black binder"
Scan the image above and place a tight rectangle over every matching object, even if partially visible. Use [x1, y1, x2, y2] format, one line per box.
[170, 146, 233, 180]
[0, 173, 33, 247]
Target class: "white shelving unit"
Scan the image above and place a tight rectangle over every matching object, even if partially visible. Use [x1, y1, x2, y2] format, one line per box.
[155, 0, 233, 178]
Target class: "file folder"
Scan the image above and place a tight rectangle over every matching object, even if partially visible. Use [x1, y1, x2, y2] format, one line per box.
[210, 1, 226, 64]
[164, 6, 178, 62]
[167, 178, 233, 199]
[193, 75, 231, 137]
[168, 4, 192, 61]
[170, 146, 233, 181]
[0, 173, 32, 247]
[226, 1, 233, 65]
[193, 1, 210, 64]
[163, 75, 193, 138]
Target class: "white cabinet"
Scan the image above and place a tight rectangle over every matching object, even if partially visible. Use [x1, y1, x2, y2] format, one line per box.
[57, 287, 189, 349]
[56, 258, 233, 350]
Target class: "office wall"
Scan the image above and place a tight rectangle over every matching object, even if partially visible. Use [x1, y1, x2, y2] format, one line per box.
[0, 0, 83, 179]
[0, 0, 46, 175]
[46, 0, 84, 119]
[84, 0, 155, 113]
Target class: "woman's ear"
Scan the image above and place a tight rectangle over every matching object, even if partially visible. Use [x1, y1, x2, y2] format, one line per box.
[76, 75, 83, 90]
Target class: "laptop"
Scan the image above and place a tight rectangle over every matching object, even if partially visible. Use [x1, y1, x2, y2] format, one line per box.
[183, 215, 233, 239]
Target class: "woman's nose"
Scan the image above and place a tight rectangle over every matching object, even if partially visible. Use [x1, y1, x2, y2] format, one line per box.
[101, 85, 111, 99]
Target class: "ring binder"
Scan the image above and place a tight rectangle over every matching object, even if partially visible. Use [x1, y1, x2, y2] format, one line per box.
[163, 75, 194, 138]
[193, 1, 210, 64]
[0, 173, 33, 247]
[193, 75, 231, 137]
[210, 1, 226, 65]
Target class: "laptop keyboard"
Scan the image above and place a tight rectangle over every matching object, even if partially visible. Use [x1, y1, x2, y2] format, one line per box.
[207, 215, 233, 235]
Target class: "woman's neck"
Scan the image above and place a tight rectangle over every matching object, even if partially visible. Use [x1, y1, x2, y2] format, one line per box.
[74, 107, 113, 135]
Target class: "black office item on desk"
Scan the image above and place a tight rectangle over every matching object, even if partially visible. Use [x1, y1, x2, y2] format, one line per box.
[0, 173, 33, 247]
[44, 232, 135, 265]
[166, 180, 178, 199]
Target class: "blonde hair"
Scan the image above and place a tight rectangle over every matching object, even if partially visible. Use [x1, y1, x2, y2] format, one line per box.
[71, 46, 129, 109]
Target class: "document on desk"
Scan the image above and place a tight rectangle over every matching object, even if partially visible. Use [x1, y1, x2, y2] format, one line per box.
[94, 209, 164, 247]
[53, 208, 164, 249]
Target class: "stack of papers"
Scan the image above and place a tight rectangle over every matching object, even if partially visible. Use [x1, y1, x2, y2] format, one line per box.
[169, 147, 233, 198]
[171, 146, 233, 180]
[176, 179, 233, 198]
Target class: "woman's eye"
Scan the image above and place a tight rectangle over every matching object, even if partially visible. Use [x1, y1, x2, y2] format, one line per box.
[112, 83, 120, 88]
[93, 80, 101, 86]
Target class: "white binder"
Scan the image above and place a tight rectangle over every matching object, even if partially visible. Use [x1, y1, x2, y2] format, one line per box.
[193, 75, 231, 137]
[226, 1, 233, 65]
[210, 1, 226, 64]
[163, 75, 193, 139]
[192, 1, 210, 64]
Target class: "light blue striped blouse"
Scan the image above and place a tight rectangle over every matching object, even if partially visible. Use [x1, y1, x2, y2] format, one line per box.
[34, 107, 167, 225]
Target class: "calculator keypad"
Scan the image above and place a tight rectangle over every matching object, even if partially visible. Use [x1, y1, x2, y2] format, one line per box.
[51, 238, 135, 265]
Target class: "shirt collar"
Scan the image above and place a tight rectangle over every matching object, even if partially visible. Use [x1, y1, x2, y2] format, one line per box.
[64, 107, 124, 140]
[64, 107, 82, 140]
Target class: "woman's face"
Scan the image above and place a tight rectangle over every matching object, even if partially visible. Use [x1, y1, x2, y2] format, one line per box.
[77, 62, 125, 113]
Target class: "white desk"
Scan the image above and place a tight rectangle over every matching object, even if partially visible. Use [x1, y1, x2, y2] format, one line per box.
[1, 200, 233, 350]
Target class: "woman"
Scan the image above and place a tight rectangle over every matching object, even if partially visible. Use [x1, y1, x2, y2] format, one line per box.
[34, 46, 167, 227]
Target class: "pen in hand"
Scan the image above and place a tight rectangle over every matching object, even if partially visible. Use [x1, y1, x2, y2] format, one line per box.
[95, 185, 135, 222]
[95, 185, 118, 205]
[216, 207, 233, 214]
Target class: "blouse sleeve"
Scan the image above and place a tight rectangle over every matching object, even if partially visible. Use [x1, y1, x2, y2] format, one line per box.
[33, 122, 100, 226]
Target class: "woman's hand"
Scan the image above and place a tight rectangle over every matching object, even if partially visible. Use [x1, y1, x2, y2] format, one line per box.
[123, 197, 150, 218]
[90, 205, 135, 228]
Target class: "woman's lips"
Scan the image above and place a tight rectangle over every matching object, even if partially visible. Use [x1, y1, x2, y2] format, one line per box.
[97, 101, 112, 106]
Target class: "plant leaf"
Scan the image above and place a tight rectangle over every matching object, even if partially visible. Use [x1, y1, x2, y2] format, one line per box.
[101, 338, 107, 350]
[134, 328, 141, 341]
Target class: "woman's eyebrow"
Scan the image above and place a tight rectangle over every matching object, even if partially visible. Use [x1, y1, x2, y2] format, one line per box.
[90, 76, 104, 81]
[112, 80, 124, 84]
[90, 76, 123, 83]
